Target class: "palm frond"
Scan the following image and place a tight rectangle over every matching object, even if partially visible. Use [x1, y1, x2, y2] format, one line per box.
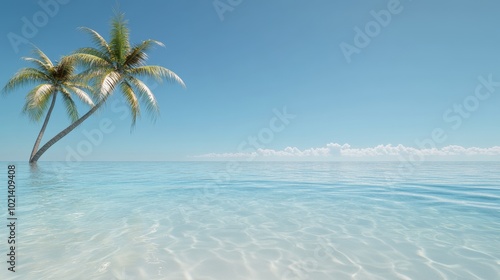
[98, 70, 122, 98]
[78, 27, 112, 57]
[68, 53, 111, 69]
[26, 84, 54, 109]
[22, 57, 51, 73]
[32, 47, 53, 68]
[124, 39, 163, 67]
[71, 68, 104, 87]
[129, 65, 185, 87]
[23, 84, 54, 121]
[127, 76, 159, 116]
[22, 101, 46, 122]
[110, 13, 130, 64]
[3, 68, 50, 93]
[66, 78, 93, 91]
[120, 80, 139, 126]
[72, 47, 112, 64]
[64, 85, 94, 107]
[60, 88, 79, 122]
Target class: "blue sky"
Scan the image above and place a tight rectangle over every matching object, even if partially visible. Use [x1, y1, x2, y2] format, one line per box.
[1, 0, 500, 161]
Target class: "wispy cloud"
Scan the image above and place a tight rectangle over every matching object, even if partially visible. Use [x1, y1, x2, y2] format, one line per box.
[193, 143, 500, 160]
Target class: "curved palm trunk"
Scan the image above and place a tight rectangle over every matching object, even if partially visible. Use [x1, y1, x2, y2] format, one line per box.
[29, 93, 57, 162]
[29, 99, 106, 163]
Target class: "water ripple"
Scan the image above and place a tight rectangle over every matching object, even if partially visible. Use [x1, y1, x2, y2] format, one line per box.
[0, 161, 498, 280]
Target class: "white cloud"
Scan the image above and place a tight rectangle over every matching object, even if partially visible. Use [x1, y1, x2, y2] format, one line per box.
[193, 143, 500, 160]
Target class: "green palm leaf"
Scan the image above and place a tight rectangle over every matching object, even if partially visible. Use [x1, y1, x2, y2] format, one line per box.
[60, 87, 80, 122]
[78, 27, 112, 57]
[127, 75, 158, 116]
[130, 65, 185, 85]
[27, 12, 185, 163]
[110, 13, 130, 64]
[23, 84, 54, 121]
[71, 12, 185, 126]
[120, 80, 140, 125]
[3, 68, 50, 92]
[2, 47, 94, 162]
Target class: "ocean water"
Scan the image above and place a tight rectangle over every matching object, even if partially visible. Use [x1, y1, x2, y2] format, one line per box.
[1, 161, 499, 280]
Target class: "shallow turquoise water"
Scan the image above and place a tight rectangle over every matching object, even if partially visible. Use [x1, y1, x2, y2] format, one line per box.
[1, 161, 499, 280]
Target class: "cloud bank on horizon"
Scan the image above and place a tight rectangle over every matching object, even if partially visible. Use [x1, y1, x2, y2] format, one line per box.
[193, 143, 500, 160]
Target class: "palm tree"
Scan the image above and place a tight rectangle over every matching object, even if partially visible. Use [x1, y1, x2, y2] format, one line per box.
[29, 13, 185, 163]
[2, 48, 94, 162]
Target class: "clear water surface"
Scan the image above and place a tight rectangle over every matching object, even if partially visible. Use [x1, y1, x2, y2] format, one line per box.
[1, 161, 499, 280]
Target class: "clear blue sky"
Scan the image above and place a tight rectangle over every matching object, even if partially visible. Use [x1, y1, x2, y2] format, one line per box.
[1, 0, 500, 161]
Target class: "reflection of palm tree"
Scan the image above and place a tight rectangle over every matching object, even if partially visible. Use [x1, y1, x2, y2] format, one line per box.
[2, 48, 94, 162]
[30, 13, 185, 163]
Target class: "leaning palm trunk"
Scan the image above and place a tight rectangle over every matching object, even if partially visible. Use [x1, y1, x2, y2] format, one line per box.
[3, 47, 94, 164]
[29, 13, 184, 163]
[30, 99, 106, 163]
[29, 93, 57, 162]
